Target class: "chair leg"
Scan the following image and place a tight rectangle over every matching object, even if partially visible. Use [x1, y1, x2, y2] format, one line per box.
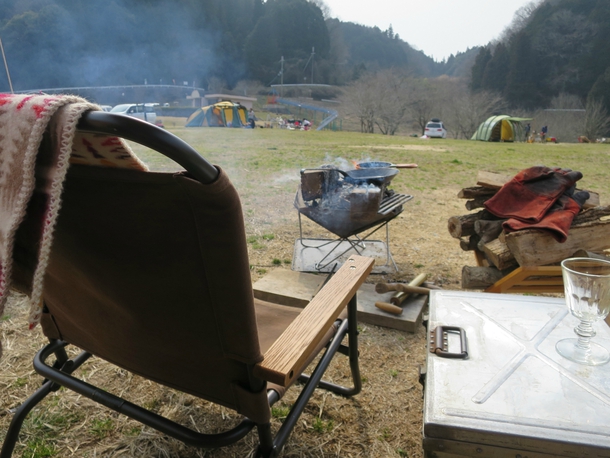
[0, 381, 55, 458]
[271, 295, 362, 454]
[298, 295, 362, 396]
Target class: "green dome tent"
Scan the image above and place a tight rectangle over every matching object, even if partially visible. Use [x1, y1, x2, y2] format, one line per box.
[471, 115, 532, 142]
[186, 101, 248, 127]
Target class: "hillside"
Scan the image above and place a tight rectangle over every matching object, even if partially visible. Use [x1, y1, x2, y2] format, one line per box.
[471, 0, 610, 111]
[0, 0, 475, 93]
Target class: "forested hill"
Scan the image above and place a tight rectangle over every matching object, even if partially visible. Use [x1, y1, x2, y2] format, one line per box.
[471, 0, 610, 111]
[0, 0, 472, 93]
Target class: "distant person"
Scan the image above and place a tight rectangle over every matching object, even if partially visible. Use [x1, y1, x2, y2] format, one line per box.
[524, 123, 531, 141]
[248, 108, 256, 128]
[541, 125, 548, 141]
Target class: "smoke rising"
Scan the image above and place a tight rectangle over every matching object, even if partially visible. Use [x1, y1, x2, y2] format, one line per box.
[0, 1, 244, 93]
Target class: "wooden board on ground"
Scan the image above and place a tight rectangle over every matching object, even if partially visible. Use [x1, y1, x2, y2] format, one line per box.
[253, 269, 427, 333]
[253, 270, 327, 308]
[356, 283, 427, 333]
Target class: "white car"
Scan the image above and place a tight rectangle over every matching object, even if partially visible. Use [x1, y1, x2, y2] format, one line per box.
[110, 103, 157, 125]
[425, 119, 447, 138]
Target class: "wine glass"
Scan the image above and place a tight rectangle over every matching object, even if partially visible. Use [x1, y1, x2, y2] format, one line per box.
[556, 257, 610, 366]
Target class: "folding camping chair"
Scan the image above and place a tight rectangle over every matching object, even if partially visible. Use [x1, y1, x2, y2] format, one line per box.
[1, 111, 374, 457]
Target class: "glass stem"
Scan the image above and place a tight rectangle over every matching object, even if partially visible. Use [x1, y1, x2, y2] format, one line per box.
[574, 320, 596, 351]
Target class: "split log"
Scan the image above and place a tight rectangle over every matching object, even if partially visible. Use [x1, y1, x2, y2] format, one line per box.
[457, 186, 497, 199]
[482, 238, 517, 270]
[474, 219, 505, 249]
[462, 265, 514, 289]
[505, 220, 610, 267]
[571, 249, 610, 260]
[572, 206, 610, 226]
[448, 210, 497, 238]
[475, 170, 600, 209]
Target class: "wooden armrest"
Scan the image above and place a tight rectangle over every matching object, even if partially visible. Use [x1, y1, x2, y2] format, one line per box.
[253, 255, 374, 387]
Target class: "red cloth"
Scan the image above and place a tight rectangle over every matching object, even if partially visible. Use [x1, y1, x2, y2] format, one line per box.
[502, 190, 589, 242]
[484, 166, 583, 223]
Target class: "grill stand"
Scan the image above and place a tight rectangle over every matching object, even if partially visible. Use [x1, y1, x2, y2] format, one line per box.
[293, 212, 398, 273]
[293, 195, 413, 274]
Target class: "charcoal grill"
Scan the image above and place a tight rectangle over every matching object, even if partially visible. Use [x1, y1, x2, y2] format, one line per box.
[293, 167, 413, 272]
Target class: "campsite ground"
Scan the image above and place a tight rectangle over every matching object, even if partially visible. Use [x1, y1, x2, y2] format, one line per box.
[1, 121, 610, 457]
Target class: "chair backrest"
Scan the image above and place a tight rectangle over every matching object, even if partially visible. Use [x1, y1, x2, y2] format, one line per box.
[15, 122, 269, 420]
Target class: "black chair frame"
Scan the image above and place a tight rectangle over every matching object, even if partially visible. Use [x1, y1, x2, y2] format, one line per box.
[1, 112, 362, 458]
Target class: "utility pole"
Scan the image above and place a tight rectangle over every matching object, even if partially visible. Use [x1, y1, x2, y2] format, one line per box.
[0, 36, 13, 93]
[311, 47, 315, 84]
[280, 55, 284, 97]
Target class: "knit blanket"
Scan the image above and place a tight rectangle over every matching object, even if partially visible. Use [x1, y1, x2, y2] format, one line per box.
[0, 93, 148, 360]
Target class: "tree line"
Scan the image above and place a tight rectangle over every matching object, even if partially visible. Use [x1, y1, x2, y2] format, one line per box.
[0, 0, 462, 93]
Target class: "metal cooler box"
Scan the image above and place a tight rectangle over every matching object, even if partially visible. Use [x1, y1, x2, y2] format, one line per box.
[423, 290, 610, 458]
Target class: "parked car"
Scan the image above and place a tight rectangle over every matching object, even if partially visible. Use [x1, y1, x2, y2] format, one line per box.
[100, 105, 112, 112]
[425, 118, 447, 138]
[110, 103, 157, 124]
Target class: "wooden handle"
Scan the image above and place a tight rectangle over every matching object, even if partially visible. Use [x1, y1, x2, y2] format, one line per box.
[393, 163, 418, 168]
[375, 283, 430, 295]
[389, 273, 428, 305]
[375, 302, 403, 315]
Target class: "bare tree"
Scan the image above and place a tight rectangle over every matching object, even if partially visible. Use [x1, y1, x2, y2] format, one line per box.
[533, 93, 585, 142]
[409, 78, 439, 135]
[233, 79, 265, 97]
[584, 98, 610, 140]
[371, 70, 410, 135]
[206, 76, 227, 94]
[343, 74, 377, 133]
[443, 83, 505, 139]
[498, 1, 543, 43]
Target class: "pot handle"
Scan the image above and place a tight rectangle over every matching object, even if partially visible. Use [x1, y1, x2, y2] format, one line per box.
[393, 163, 418, 168]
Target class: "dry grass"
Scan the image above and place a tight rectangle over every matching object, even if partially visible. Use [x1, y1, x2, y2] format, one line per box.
[2, 123, 610, 457]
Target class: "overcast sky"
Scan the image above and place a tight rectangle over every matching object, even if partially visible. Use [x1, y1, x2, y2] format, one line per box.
[324, 0, 534, 61]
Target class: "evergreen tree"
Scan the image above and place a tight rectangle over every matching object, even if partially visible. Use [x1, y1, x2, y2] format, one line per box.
[470, 47, 491, 92]
[588, 67, 610, 115]
[481, 43, 509, 93]
[504, 31, 545, 109]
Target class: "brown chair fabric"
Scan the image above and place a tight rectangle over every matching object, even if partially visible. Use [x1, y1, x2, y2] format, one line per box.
[33, 164, 270, 421]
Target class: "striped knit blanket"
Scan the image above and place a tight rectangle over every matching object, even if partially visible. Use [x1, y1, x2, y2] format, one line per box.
[0, 93, 148, 360]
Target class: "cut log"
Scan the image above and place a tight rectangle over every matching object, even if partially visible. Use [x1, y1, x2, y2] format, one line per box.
[482, 237, 517, 270]
[459, 234, 479, 251]
[448, 210, 497, 238]
[572, 206, 610, 226]
[475, 219, 505, 243]
[457, 186, 497, 199]
[475, 170, 600, 209]
[465, 196, 488, 211]
[505, 220, 610, 267]
[462, 265, 514, 289]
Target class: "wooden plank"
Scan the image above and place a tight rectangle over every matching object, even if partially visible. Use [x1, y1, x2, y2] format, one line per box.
[476, 170, 512, 189]
[252, 269, 426, 334]
[253, 255, 374, 387]
[457, 186, 497, 199]
[253, 270, 327, 308]
[505, 220, 610, 267]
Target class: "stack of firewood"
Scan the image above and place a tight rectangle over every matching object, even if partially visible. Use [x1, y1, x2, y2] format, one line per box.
[449, 171, 610, 289]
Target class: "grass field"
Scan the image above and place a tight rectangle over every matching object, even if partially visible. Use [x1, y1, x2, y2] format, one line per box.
[1, 123, 609, 458]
